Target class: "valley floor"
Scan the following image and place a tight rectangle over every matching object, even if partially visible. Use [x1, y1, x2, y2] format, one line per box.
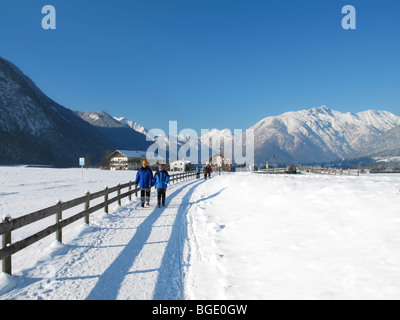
[1, 168, 400, 299]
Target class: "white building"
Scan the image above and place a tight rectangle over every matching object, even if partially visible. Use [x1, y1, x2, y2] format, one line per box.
[204, 153, 233, 171]
[169, 160, 191, 172]
[108, 150, 147, 170]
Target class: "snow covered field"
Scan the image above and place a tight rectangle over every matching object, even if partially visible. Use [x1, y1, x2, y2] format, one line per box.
[1, 167, 400, 300]
[185, 173, 400, 300]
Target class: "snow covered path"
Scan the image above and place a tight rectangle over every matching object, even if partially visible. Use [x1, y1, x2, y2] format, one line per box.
[2, 169, 400, 300]
[0, 176, 205, 300]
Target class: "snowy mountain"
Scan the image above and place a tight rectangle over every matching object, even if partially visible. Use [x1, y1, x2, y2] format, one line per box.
[113, 116, 149, 136]
[109, 107, 400, 165]
[0, 56, 152, 166]
[243, 106, 400, 164]
[0, 57, 117, 166]
[350, 125, 400, 159]
[200, 129, 233, 148]
[74, 111, 152, 151]
[2, 56, 398, 166]
[114, 116, 210, 154]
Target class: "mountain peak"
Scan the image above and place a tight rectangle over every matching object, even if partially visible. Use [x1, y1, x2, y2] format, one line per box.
[312, 105, 332, 115]
[113, 116, 148, 136]
[249, 105, 400, 164]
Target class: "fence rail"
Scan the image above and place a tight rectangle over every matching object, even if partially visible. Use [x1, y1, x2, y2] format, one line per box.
[298, 166, 360, 176]
[253, 168, 286, 174]
[1, 170, 196, 275]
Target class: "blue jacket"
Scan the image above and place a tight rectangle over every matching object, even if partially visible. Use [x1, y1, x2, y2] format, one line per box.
[153, 169, 170, 189]
[135, 167, 153, 189]
[195, 166, 201, 173]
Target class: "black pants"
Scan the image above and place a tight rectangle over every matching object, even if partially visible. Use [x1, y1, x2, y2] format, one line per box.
[140, 188, 151, 204]
[157, 188, 166, 206]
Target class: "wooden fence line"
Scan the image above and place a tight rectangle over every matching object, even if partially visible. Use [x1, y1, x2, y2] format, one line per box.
[299, 166, 360, 176]
[1, 170, 196, 275]
[253, 168, 286, 174]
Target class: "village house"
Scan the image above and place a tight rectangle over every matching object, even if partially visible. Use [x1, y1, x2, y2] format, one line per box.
[169, 160, 191, 172]
[204, 153, 233, 171]
[108, 150, 147, 170]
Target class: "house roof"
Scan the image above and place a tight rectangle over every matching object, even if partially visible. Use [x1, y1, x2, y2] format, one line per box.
[108, 150, 169, 164]
[110, 150, 147, 158]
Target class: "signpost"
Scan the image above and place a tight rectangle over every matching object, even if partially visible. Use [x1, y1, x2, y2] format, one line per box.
[79, 157, 85, 179]
[273, 154, 275, 173]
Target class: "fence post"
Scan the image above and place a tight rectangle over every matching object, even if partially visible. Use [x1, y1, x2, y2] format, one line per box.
[118, 184, 121, 206]
[129, 181, 132, 201]
[56, 200, 62, 243]
[84, 191, 90, 225]
[104, 186, 109, 214]
[1, 215, 12, 275]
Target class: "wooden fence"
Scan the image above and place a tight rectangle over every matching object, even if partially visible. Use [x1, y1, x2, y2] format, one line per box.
[253, 168, 286, 174]
[1, 170, 196, 275]
[298, 166, 360, 176]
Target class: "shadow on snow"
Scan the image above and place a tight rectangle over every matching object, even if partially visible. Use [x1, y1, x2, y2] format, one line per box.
[86, 179, 206, 300]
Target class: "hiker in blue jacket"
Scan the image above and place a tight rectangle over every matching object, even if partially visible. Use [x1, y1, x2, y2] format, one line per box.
[153, 164, 170, 208]
[135, 160, 154, 207]
[195, 165, 201, 179]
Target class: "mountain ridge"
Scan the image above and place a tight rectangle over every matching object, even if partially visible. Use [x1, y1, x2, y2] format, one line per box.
[233, 105, 400, 164]
[1, 56, 399, 166]
[0, 57, 149, 166]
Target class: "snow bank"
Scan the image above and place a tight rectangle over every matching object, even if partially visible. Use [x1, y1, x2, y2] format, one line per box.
[0, 167, 138, 276]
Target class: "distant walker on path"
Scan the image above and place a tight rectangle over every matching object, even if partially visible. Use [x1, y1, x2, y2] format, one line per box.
[203, 165, 208, 180]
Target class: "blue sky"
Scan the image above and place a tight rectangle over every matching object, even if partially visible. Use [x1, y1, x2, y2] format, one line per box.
[1, 0, 399, 133]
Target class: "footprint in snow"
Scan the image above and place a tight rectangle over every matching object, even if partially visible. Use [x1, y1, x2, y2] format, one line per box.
[218, 225, 226, 232]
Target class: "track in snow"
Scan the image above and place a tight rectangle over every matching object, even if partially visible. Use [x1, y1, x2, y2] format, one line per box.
[0, 177, 206, 300]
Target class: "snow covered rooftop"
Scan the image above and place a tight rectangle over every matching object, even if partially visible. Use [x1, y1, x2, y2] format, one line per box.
[109, 150, 147, 159]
